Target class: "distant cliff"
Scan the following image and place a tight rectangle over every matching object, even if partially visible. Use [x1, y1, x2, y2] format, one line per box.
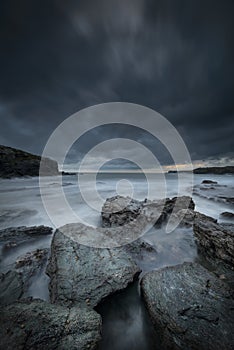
[0, 145, 58, 178]
[193, 166, 234, 174]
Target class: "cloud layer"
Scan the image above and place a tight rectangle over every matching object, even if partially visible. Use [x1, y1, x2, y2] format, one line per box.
[0, 0, 233, 166]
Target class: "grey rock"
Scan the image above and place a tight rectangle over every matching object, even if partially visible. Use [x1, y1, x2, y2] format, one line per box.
[0, 144, 58, 178]
[170, 209, 217, 228]
[201, 179, 218, 184]
[193, 182, 234, 205]
[101, 195, 195, 228]
[0, 270, 23, 305]
[0, 299, 101, 350]
[102, 196, 143, 227]
[193, 218, 234, 269]
[141, 262, 234, 350]
[46, 226, 141, 307]
[0, 225, 53, 247]
[0, 248, 49, 305]
[220, 211, 234, 219]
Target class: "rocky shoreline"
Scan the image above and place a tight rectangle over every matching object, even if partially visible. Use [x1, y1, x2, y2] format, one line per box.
[0, 195, 234, 349]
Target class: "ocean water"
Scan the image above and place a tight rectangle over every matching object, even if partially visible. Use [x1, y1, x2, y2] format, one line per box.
[0, 172, 233, 349]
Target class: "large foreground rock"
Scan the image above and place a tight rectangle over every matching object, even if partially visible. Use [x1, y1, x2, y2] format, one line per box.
[47, 226, 140, 307]
[141, 262, 234, 350]
[0, 144, 59, 178]
[0, 299, 101, 350]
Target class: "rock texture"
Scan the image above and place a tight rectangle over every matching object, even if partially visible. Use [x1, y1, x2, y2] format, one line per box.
[193, 218, 234, 269]
[0, 248, 49, 305]
[0, 225, 53, 247]
[101, 195, 195, 228]
[0, 144, 58, 178]
[46, 227, 140, 307]
[141, 262, 234, 350]
[0, 299, 101, 350]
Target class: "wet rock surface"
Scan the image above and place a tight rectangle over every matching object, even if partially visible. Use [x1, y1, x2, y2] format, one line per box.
[169, 209, 217, 228]
[220, 211, 234, 219]
[193, 181, 234, 205]
[0, 248, 49, 305]
[47, 227, 141, 308]
[101, 195, 195, 228]
[141, 262, 234, 350]
[0, 225, 53, 246]
[0, 299, 101, 350]
[201, 179, 218, 184]
[193, 218, 234, 269]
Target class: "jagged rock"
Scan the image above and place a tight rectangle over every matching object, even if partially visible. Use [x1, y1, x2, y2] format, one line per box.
[0, 225, 53, 248]
[46, 226, 141, 307]
[0, 299, 101, 350]
[141, 262, 234, 350]
[193, 218, 234, 269]
[101, 195, 195, 228]
[0, 144, 58, 178]
[101, 196, 143, 227]
[0, 248, 49, 305]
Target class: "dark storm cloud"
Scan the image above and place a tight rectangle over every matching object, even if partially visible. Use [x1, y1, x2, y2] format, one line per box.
[0, 0, 233, 163]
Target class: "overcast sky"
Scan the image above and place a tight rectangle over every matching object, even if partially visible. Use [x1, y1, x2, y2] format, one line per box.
[0, 0, 233, 168]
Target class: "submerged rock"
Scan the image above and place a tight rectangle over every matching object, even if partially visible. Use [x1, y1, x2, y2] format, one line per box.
[201, 179, 218, 184]
[46, 226, 140, 307]
[0, 248, 49, 305]
[220, 211, 234, 219]
[0, 299, 101, 349]
[141, 262, 234, 350]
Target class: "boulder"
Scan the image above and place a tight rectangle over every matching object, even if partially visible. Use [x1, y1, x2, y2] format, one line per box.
[46, 226, 140, 307]
[141, 262, 234, 350]
[0, 299, 101, 350]
[101, 195, 195, 228]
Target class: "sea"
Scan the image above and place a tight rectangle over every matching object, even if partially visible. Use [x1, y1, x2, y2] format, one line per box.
[0, 172, 233, 350]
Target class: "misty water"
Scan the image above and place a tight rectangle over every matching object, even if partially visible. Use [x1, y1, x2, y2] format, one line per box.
[0, 172, 234, 349]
